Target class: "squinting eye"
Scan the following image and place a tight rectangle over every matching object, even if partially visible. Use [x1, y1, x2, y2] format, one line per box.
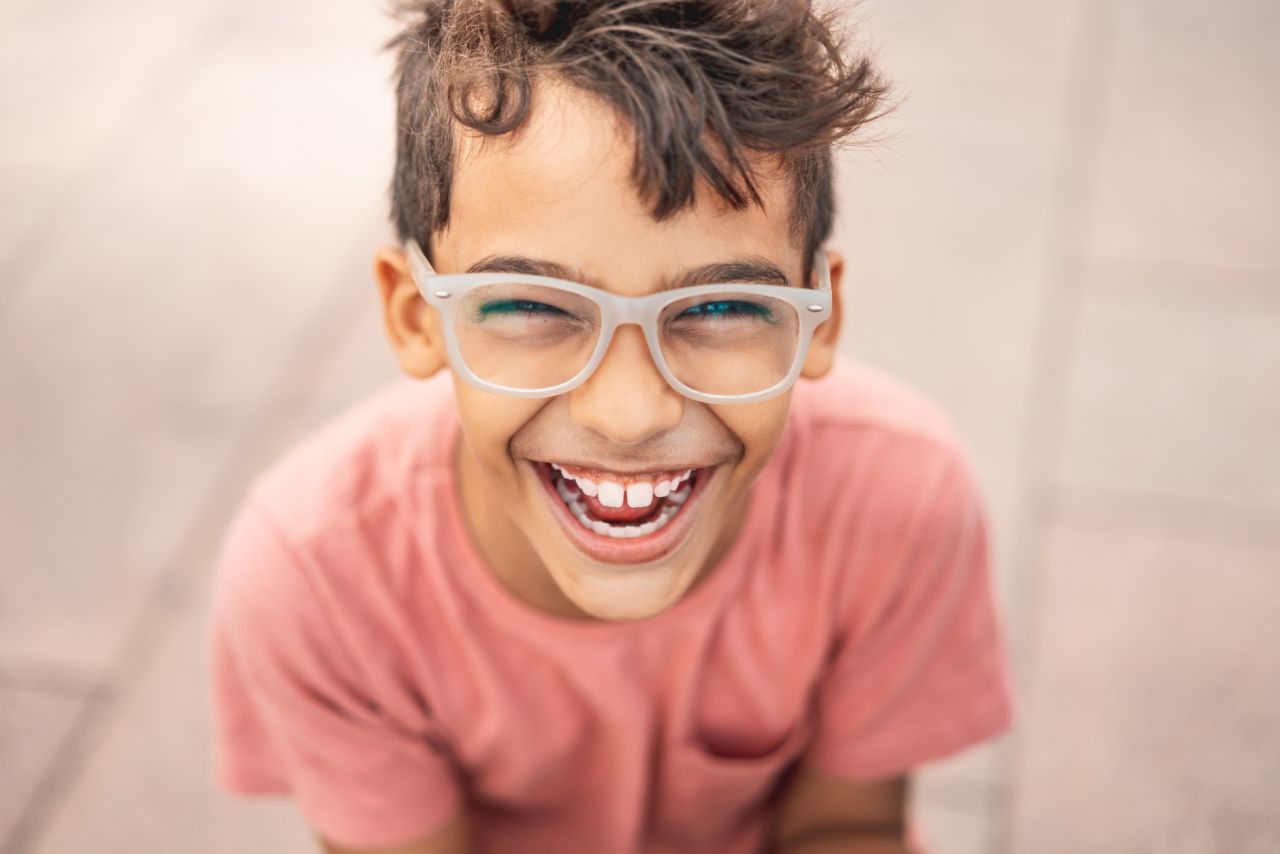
[678, 300, 776, 321]
[476, 300, 568, 319]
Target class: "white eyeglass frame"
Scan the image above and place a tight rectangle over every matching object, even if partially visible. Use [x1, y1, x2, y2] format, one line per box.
[404, 238, 832, 404]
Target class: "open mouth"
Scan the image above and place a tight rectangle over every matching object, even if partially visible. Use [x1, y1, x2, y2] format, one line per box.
[533, 461, 715, 565]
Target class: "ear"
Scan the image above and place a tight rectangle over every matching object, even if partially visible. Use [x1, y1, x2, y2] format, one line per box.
[800, 248, 844, 380]
[374, 245, 449, 379]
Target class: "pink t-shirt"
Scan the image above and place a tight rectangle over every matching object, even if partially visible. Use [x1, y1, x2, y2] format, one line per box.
[207, 355, 1016, 853]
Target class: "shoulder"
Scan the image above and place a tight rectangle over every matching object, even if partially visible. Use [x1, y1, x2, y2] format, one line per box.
[210, 371, 458, 673]
[246, 371, 457, 543]
[786, 355, 977, 511]
[791, 354, 959, 446]
[781, 356, 990, 625]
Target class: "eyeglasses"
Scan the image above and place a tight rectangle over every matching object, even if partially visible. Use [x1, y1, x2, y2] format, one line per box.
[405, 239, 832, 404]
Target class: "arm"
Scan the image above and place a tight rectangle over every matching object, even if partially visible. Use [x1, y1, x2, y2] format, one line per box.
[209, 500, 466, 854]
[318, 807, 469, 854]
[779, 449, 1013, 852]
[770, 767, 911, 854]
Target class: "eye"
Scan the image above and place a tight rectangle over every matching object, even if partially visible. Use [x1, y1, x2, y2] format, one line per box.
[476, 299, 570, 319]
[677, 299, 777, 321]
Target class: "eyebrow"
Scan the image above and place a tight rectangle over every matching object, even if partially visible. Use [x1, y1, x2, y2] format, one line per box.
[464, 254, 793, 289]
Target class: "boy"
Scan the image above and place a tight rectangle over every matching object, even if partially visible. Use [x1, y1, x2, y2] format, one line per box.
[207, 1, 1017, 852]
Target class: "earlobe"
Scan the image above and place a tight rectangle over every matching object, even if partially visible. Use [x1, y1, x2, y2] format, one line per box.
[799, 248, 844, 380]
[373, 245, 449, 379]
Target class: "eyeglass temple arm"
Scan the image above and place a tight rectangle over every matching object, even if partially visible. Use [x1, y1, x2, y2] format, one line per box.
[406, 239, 435, 281]
[812, 247, 832, 292]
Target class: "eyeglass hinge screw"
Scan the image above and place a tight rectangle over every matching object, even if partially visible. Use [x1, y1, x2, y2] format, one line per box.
[434, 290, 452, 299]
[806, 304, 824, 312]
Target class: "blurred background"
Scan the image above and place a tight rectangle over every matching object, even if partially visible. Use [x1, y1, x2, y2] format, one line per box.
[1, 0, 1277, 852]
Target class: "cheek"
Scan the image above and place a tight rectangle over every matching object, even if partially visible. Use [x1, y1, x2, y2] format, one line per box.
[451, 380, 543, 470]
[713, 396, 792, 469]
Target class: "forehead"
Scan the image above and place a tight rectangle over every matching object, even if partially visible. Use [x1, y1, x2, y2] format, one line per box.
[439, 79, 801, 285]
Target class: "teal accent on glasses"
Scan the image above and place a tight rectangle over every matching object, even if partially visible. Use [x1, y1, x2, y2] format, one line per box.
[677, 300, 778, 322]
[475, 299, 569, 319]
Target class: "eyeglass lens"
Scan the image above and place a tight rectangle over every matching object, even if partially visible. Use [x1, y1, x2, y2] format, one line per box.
[454, 282, 801, 397]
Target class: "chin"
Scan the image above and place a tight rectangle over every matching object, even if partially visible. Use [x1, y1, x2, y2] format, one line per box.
[553, 559, 697, 621]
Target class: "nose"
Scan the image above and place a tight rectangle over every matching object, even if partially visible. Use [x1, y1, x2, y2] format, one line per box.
[569, 324, 683, 444]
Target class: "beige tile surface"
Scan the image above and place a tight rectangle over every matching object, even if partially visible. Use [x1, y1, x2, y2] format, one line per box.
[0, 4, 395, 672]
[0, 686, 86, 849]
[865, 0, 1079, 81]
[20, 295, 404, 854]
[1054, 268, 1280, 515]
[1008, 521, 1280, 853]
[913, 737, 1010, 807]
[235, 0, 398, 48]
[25, 578, 317, 854]
[1083, 0, 1280, 271]
[0, 0, 227, 173]
[911, 794, 994, 854]
[262, 297, 402, 451]
[0, 165, 64, 268]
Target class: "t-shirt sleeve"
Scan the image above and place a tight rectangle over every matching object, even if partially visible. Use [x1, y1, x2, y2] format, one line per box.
[206, 496, 462, 849]
[801, 450, 1017, 781]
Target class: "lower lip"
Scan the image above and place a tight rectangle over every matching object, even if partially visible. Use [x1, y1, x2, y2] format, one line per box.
[533, 462, 715, 566]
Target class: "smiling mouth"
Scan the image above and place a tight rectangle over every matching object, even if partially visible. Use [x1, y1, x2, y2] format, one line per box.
[552, 464, 693, 534]
[533, 461, 714, 564]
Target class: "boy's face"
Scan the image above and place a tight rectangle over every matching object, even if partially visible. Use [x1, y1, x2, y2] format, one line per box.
[377, 82, 842, 621]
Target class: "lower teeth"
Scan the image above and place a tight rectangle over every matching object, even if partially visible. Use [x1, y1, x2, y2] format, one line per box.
[573, 503, 678, 538]
[554, 472, 690, 539]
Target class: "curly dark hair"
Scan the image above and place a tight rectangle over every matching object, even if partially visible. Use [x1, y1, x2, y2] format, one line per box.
[384, 0, 893, 279]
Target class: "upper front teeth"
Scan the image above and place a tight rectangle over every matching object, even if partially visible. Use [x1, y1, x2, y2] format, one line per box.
[552, 465, 694, 510]
[626, 481, 653, 508]
[597, 480, 625, 508]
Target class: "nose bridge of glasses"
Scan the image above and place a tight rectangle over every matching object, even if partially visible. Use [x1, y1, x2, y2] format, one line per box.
[595, 292, 676, 374]
[586, 292, 670, 381]
[598, 310, 660, 364]
[602, 290, 666, 327]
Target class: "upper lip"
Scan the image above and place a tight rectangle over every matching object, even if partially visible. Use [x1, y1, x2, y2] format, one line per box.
[534, 459, 713, 477]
